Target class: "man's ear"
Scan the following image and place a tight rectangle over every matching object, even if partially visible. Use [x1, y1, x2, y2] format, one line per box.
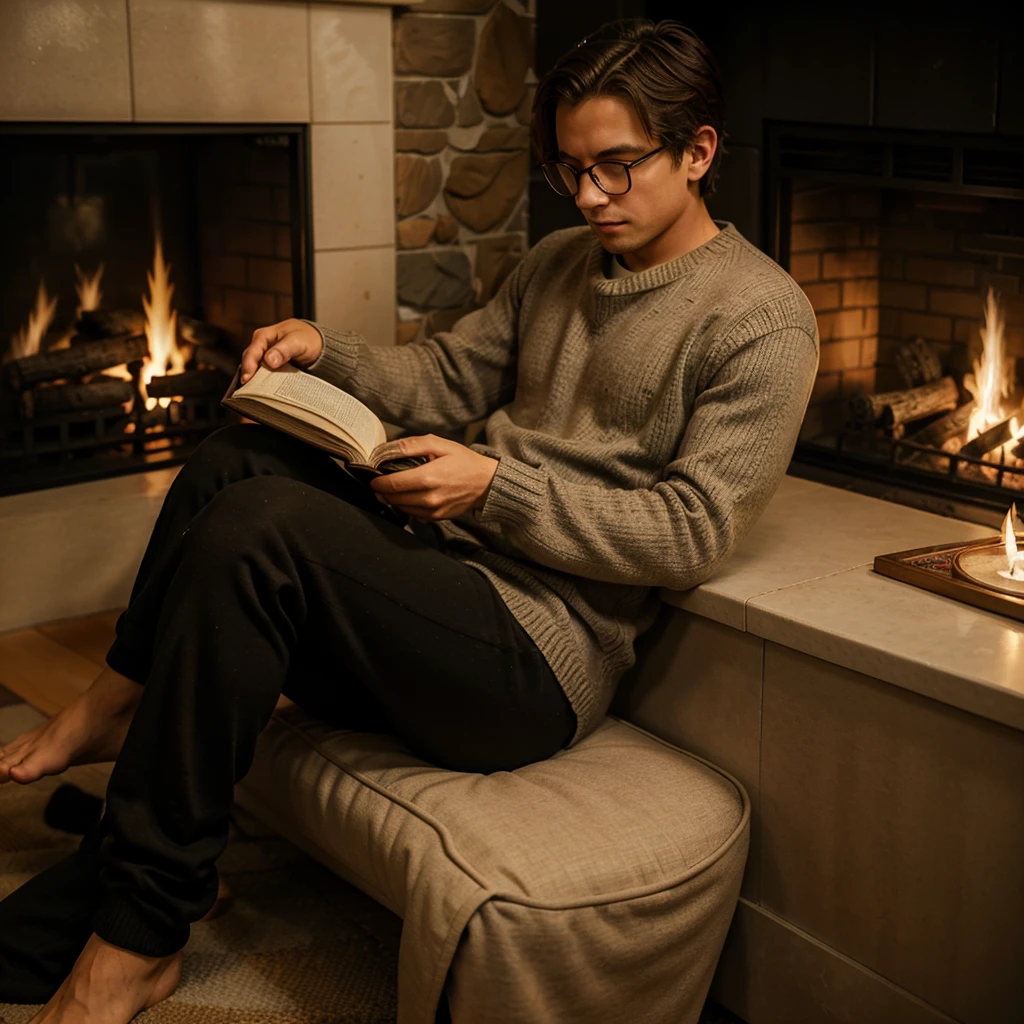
[686, 126, 718, 184]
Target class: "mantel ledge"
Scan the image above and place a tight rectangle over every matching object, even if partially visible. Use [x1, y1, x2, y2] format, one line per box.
[661, 475, 1023, 732]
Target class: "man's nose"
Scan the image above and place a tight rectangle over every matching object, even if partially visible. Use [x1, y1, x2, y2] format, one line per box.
[575, 173, 608, 212]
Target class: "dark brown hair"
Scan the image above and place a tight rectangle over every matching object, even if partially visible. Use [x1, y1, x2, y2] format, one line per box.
[531, 19, 726, 197]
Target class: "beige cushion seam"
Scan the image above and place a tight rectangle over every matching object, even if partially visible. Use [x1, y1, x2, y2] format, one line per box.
[268, 714, 751, 910]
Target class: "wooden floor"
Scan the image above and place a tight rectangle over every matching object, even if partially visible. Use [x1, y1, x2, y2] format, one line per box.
[0, 609, 121, 716]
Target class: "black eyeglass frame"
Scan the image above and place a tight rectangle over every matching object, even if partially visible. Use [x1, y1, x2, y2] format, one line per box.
[539, 145, 667, 197]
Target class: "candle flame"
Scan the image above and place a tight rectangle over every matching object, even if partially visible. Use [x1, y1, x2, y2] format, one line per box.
[1000, 504, 1024, 581]
[1004, 505, 1018, 566]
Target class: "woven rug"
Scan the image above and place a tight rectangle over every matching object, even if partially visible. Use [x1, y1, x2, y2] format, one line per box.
[0, 702, 401, 1024]
[0, 701, 743, 1024]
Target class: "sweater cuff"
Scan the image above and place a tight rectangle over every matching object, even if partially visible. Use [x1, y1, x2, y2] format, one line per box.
[475, 450, 547, 528]
[301, 320, 361, 385]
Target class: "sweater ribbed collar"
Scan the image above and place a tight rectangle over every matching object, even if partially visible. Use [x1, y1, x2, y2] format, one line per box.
[589, 220, 737, 297]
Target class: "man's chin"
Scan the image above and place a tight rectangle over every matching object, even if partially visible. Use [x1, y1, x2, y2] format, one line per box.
[588, 226, 635, 252]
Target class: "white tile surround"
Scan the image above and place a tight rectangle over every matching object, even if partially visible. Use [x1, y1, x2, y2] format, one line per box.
[0, 0, 405, 344]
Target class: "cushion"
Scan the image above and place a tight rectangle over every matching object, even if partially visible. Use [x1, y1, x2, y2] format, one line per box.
[235, 707, 749, 1024]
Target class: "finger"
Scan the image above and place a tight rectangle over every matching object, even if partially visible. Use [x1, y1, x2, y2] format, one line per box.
[240, 324, 283, 382]
[381, 488, 440, 510]
[387, 496, 446, 522]
[260, 329, 310, 371]
[370, 464, 439, 495]
[394, 433, 459, 461]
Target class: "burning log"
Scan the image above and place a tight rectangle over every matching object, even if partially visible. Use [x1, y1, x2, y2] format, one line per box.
[23, 378, 133, 417]
[145, 369, 229, 400]
[76, 309, 146, 339]
[904, 402, 975, 450]
[849, 376, 959, 428]
[4, 335, 148, 390]
[959, 416, 1019, 460]
[895, 337, 943, 388]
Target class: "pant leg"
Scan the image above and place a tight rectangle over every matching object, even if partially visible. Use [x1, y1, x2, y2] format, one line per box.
[0, 824, 103, 1002]
[95, 474, 575, 957]
[108, 421, 407, 684]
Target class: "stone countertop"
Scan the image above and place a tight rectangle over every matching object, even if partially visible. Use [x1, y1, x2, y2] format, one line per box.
[661, 475, 1024, 732]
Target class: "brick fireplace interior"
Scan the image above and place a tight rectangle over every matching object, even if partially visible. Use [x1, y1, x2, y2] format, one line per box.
[769, 127, 1024, 516]
[0, 125, 310, 495]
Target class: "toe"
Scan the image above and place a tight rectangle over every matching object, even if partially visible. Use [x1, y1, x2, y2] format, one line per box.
[8, 746, 52, 785]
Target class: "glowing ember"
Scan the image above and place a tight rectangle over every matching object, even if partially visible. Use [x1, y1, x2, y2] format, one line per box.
[140, 233, 185, 409]
[7, 280, 57, 362]
[75, 263, 104, 315]
[999, 504, 1024, 581]
[964, 289, 1012, 443]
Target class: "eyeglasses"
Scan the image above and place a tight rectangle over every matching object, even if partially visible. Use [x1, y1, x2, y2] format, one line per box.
[540, 146, 666, 197]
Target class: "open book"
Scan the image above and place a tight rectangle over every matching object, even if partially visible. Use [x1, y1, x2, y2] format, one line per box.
[221, 364, 428, 476]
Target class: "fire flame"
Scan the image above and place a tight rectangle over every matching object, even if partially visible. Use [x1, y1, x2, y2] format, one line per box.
[964, 288, 1011, 442]
[8, 280, 57, 362]
[1000, 504, 1024, 581]
[140, 233, 185, 409]
[75, 263, 104, 315]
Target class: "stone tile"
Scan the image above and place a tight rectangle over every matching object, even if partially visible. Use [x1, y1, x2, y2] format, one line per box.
[313, 247, 395, 347]
[0, 468, 178, 633]
[759, 645, 1024, 1022]
[129, 0, 309, 123]
[747, 565, 1024, 731]
[711, 900, 955, 1024]
[660, 475, 992, 630]
[613, 610, 764, 902]
[310, 2, 392, 124]
[311, 124, 393, 250]
[0, 0, 131, 121]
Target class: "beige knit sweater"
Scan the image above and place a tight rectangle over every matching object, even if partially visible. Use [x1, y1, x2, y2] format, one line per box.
[308, 223, 819, 744]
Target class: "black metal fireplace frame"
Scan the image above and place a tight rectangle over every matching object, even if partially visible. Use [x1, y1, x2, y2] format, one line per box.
[0, 122, 313, 496]
[764, 121, 1024, 268]
[765, 121, 1024, 516]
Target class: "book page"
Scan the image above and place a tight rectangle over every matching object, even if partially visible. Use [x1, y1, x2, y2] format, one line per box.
[235, 365, 386, 456]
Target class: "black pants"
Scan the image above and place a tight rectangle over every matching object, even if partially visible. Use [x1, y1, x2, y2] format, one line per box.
[0, 424, 574, 998]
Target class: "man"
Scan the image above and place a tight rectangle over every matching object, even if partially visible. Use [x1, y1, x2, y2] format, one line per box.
[0, 19, 816, 1023]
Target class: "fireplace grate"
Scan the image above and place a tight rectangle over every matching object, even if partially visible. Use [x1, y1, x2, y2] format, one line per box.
[794, 434, 1024, 514]
[0, 390, 235, 495]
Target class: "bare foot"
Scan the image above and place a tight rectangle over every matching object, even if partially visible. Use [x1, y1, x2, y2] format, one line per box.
[0, 667, 142, 785]
[28, 932, 181, 1024]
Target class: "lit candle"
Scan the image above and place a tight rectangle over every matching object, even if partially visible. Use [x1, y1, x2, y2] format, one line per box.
[998, 504, 1024, 581]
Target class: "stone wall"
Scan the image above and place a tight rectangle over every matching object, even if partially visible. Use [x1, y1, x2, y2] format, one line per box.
[392, 0, 535, 344]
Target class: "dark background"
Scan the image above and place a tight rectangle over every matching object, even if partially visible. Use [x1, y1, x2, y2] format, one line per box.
[530, 1, 1024, 248]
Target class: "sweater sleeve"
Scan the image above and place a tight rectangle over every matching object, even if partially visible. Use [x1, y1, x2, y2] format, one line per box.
[473, 326, 819, 590]
[302, 253, 531, 435]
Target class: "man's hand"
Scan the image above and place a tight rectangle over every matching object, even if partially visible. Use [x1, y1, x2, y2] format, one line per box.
[240, 319, 324, 384]
[370, 435, 499, 522]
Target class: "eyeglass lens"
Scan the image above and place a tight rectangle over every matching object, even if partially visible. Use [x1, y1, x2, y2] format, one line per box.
[542, 162, 631, 196]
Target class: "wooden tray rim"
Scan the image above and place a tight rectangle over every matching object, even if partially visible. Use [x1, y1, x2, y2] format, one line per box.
[873, 536, 1024, 624]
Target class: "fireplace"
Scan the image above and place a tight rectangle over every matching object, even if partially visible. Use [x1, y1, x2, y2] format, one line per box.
[0, 123, 311, 496]
[768, 124, 1024, 520]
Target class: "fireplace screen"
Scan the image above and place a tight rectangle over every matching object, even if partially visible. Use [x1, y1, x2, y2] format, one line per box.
[0, 125, 310, 496]
[769, 124, 1024, 515]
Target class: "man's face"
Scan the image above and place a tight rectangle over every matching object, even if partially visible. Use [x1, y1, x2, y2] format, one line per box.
[554, 95, 695, 256]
